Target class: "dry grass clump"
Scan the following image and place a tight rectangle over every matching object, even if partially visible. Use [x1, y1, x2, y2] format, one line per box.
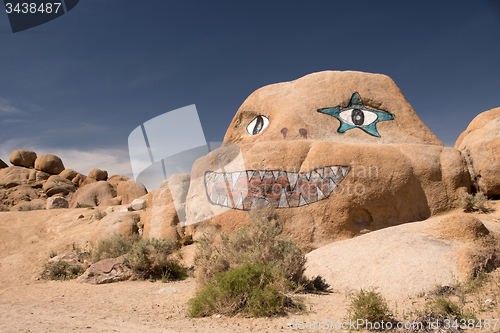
[348, 288, 394, 325]
[457, 192, 491, 213]
[124, 238, 187, 280]
[91, 233, 141, 262]
[45, 261, 84, 280]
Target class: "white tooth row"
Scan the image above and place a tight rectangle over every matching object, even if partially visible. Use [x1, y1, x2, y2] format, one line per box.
[205, 166, 350, 192]
[209, 190, 244, 209]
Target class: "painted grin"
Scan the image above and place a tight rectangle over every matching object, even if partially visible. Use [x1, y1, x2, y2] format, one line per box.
[204, 166, 351, 210]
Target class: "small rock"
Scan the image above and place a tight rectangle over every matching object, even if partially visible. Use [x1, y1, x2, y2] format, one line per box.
[120, 206, 129, 212]
[77, 256, 132, 284]
[48, 253, 79, 265]
[105, 206, 114, 214]
[77, 214, 84, 220]
[130, 199, 146, 211]
[88, 168, 108, 181]
[46, 196, 69, 210]
[485, 299, 493, 305]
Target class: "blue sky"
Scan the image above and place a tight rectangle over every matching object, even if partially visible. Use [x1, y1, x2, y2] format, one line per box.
[1, 0, 499, 177]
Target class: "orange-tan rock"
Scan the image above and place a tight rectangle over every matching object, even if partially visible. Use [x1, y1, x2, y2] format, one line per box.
[185, 71, 471, 250]
[89, 211, 141, 243]
[88, 168, 108, 181]
[116, 179, 147, 205]
[142, 186, 181, 240]
[455, 107, 500, 197]
[34, 154, 65, 174]
[9, 150, 37, 168]
[69, 181, 120, 207]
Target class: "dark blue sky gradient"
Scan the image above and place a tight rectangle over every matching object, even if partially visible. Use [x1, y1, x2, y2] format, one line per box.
[1, 0, 499, 175]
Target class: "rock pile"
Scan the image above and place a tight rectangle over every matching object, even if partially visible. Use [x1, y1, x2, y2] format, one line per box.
[0, 149, 147, 211]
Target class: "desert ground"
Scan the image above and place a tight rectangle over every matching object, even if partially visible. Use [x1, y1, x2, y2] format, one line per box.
[1, 203, 500, 333]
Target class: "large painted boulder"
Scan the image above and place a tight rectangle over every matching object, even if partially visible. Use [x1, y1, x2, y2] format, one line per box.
[184, 71, 471, 250]
[455, 107, 500, 197]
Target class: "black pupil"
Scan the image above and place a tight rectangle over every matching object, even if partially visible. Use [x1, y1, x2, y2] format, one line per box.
[253, 116, 264, 135]
[352, 109, 364, 126]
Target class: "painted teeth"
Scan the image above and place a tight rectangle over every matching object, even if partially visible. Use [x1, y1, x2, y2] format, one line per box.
[205, 165, 350, 210]
[235, 194, 243, 210]
[246, 170, 255, 182]
[341, 166, 350, 178]
[230, 172, 241, 190]
[316, 186, 325, 200]
[298, 194, 307, 207]
[287, 172, 298, 191]
[278, 189, 289, 208]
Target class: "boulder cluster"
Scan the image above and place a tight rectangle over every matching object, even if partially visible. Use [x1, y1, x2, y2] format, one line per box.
[0, 150, 147, 212]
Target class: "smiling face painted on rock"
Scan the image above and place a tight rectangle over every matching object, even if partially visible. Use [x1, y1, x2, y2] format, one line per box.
[203, 93, 394, 210]
[201, 71, 442, 212]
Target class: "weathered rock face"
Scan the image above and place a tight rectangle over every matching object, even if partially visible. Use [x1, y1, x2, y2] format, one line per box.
[142, 186, 181, 240]
[46, 196, 69, 210]
[107, 175, 129, 190]
[455, 107, 500, 197]
[76, 256, 132, 284]
[69, 181, 119, 207]
[88, 168, 108, 181]
[90, 211, 141, 243]
[304, 213, 500, 299]
[185, 71, 471, 250]
[116, 179, 147, 205]
[43, 175, 76, 197]
[9, 150, 37, 168]
[34, 154, 65, 174]
[59, 169, 78, 181]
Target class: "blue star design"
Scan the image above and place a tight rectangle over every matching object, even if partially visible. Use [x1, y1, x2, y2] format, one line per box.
[317, 92, 395, 137]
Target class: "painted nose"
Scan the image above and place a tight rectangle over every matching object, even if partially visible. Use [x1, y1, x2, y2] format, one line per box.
[280, 128, 307, 139]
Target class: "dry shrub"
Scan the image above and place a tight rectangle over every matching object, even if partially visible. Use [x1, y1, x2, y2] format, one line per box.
[194, 218, 306, 286]
[457, 192, 491, 213]
[91, 233, 141, 262]
[124, 238, 186, 280]
[188, 261, 301, 317]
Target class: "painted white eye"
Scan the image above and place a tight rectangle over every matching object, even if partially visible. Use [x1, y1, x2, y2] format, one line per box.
[246, 115, 270, 135]
[339, 108, 378, 127]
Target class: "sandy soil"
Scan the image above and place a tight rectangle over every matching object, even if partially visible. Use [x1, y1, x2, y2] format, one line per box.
[1, 205, 499, 332]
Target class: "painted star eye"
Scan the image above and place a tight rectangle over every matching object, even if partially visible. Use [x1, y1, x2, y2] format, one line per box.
[246, 115, 270, 135]
[317, 92, 395, 137]
[339, 108, 378, 127]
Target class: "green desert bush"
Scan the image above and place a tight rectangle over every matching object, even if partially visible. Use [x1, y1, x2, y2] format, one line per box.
[91, 233, 141, 262]
[124, 238, 186, 280]
[47, 261, 84, 280]
[195, 219, 306, 286]
[425, 297, 476, 321]
[348, 288, 393, 324]
[188, 262, 301, 317]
